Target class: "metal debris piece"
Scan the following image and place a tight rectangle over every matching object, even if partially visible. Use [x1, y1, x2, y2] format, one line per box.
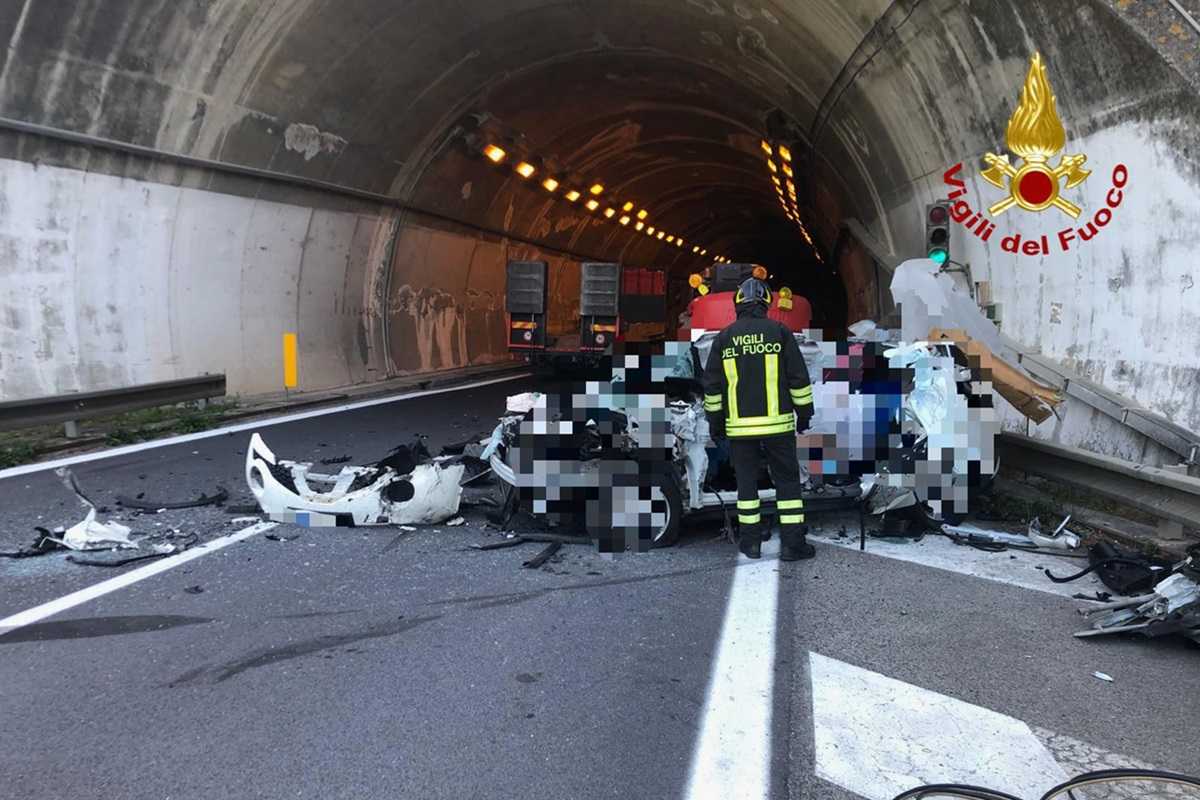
[471, 538, 527, 551]
[1027, 516, 1080, 550]
[116, 486, 229, 511]
[1092, 671, 1114, 682]
[523, 541, 561, 568]
[447, 516, 466, 527]
[1076, 570, 1200, 642]
[229, 516, 260, 525]
[319, 455, 352, 465]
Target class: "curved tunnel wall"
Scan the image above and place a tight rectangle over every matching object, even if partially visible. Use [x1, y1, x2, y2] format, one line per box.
[0, 0, 1197, 447]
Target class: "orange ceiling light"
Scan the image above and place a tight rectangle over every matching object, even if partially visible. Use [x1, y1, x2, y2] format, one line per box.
[635, 221, 645, 231]
[589, 183, 604, 195]
[541, 177, 559, 192]
[619, 215, 631, 225]
[585, 199, 600, 211]
[483, 144, 507, 163]
[564, 189, 581, 202]
[515, 161, 536, 178]
[603, 207, 616, 218]
[622, 201, 634, 212]
[760, 140, 773, 155]
[646, 226, 656, 235]
[779, 145, 792, 162]
[637, 209, 648, 220]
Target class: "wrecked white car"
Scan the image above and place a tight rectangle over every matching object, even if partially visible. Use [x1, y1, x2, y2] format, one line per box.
[487, 335, 998, 547]
[245, 433, 465, 527]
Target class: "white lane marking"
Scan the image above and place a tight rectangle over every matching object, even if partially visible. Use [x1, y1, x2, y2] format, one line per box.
[809, 652, 1069, 800]
[0, 372, 530, 481]
[684, 538, 781, 800]
[0, 522, 276, 637]
[812, 527, 1104, 599]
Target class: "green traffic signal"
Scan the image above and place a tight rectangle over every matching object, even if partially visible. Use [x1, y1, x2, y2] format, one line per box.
[928, 248, 948, 265]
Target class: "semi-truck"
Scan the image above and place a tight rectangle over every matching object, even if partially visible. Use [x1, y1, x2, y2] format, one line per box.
[505, 260, 670, 371]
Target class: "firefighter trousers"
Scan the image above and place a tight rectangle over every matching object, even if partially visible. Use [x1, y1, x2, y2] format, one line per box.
[729, 434, 806, 544]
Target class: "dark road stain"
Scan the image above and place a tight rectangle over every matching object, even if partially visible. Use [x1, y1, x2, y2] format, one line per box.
[270, 609, 364, 620]
[168, 615, 441, 685]
[515, 672, 542, 683]
[0, 615, 214, 644]
[425, 561, 738, 610]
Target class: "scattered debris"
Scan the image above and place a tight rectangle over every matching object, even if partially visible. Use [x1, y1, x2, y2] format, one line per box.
[505, 392, 543, 414]
[1072, 592, 1113, 603]
[52, 467, 136, 551]
[245, 433, 464, 527]
[523, 541, 561, 569]
[1045, 542, 1170, 593]
[184, 585, 205, 594]
[1076, 570, 1200, 642]
[319, 454, 353, 465]
[446, 516, 466, 527]
[471, 538, 528, 551]
[116, 486, 229, 511]
[1092, 671, 1114, 682]
[400, 526, 416, 532]
[264, 531, 301, 542]
[58, 508, 136, 551]
[1027, 516, 1081, 550]
[229, 516, 261, 525]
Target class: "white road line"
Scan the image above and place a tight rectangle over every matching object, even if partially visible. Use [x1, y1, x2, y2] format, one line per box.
[0, 372, 530, 481]
[812, 528, 1104, 599]
[684, 538, 781, 800]
[0, 522, 276, 637]
[809, 651, 1069, 800]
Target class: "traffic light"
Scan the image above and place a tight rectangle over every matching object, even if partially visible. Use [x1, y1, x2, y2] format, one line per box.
[925, 202, 950, 265]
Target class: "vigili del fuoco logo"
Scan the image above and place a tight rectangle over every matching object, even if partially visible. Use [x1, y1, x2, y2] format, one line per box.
[942, 52, 1129, 257]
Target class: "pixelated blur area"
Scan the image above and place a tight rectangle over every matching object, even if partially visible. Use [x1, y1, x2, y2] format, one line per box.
[508, 343, 683, 553]
[800, 337, 998, 519]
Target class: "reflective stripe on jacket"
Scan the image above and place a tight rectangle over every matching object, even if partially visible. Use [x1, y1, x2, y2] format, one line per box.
[701, 315, 813, 438]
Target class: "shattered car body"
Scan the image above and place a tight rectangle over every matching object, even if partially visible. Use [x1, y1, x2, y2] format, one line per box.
[489, 334, 999, 544]
[246, 433, 464, 527]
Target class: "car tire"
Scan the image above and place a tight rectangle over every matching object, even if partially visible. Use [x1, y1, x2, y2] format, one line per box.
[649, 472, 685, 549]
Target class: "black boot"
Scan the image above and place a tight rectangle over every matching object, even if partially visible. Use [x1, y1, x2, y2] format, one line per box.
[738, 530, 762, 559]
[781, 526, 816, 561]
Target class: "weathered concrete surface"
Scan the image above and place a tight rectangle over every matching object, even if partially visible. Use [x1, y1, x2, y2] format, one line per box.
[0, 0, 1197, 460]
[819, 0, 1200, 445]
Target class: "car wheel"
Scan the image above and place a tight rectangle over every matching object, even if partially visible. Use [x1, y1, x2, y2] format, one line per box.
[649, 472, 684, 548]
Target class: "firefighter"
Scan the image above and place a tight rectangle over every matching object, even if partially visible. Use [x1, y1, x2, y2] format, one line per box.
[702, 277, 815, 560]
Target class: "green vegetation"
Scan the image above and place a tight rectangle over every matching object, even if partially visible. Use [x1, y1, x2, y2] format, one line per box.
[0, 400, 240, 467]
[0, 439, 37, 469]
[104, 401, 238, 445]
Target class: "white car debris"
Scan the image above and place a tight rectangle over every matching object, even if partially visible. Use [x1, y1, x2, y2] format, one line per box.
[245, 433, 465, 527]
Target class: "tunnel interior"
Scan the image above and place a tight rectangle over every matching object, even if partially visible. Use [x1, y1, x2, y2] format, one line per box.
[2, 0, 1200, 446]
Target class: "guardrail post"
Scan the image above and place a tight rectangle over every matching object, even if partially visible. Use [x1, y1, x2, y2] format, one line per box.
[63, 420, 79, 439]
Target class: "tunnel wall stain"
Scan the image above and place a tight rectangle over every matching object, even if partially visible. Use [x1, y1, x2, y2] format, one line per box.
[0, 155, 391, 400]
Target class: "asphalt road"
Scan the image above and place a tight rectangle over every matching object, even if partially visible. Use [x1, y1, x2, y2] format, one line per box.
[1, 375, 1197, 800]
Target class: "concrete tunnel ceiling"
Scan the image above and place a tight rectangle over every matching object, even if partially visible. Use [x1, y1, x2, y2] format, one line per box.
[2, 0, 1200, 419]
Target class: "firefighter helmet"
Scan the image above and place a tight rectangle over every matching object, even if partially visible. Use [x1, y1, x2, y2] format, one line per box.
[734, 277, 771, 309]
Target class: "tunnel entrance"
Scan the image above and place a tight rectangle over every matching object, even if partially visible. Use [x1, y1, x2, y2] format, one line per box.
[394, 50, 844, 344]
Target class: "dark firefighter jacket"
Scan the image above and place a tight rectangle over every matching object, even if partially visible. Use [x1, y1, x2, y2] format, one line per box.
[702, 305, 814, 438]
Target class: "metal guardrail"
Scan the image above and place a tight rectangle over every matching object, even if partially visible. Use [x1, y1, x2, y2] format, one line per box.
[0, 375, 227, 435]
[998, 431, 1200, 532]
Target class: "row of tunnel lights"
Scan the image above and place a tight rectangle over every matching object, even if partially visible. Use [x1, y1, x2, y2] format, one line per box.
[760, 140, 823, 264]
[481, 143, 733, 264]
